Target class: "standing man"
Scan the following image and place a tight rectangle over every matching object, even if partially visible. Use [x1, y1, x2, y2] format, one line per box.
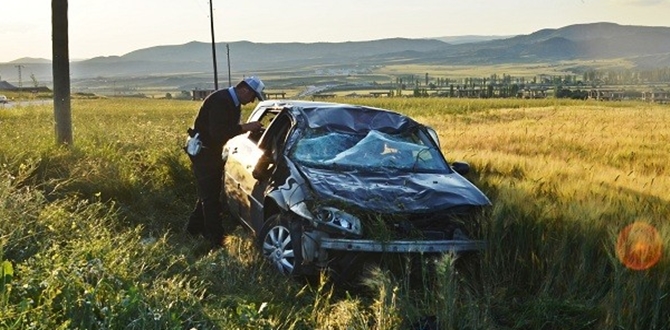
[185, 76, 265, 247]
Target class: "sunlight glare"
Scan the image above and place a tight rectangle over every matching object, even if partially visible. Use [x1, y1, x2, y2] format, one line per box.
[616, 221, 663, 271]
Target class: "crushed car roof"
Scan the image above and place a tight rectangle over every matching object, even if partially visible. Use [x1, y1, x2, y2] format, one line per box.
[259, 100, 420, 133]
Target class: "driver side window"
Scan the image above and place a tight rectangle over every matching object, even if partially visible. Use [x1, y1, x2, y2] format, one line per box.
[259, 113, 291, 160]
[251, 113, 291, 181]
[248, 109, 280, 143]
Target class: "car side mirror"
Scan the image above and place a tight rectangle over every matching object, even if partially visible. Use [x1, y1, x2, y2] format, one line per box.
[451, 161, 470, 176]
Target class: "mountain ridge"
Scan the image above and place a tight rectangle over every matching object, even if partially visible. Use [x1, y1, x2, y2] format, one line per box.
[2, 22, 670, 83]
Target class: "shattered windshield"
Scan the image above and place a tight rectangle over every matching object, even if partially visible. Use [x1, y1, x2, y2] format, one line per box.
[291, 129, 450, 172]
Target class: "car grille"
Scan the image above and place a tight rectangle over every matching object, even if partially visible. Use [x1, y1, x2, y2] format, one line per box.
[359, 206, 482, 241]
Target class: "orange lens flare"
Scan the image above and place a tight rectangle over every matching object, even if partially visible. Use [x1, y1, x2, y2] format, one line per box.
[616, 222, 663, 271]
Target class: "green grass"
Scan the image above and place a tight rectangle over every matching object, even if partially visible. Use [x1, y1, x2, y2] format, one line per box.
[1, 97, 669, 329]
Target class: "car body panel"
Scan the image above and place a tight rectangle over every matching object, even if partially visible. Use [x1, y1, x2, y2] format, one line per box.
[320, 238, 486, 253]
[224, 133, 267, 231]
[296, 166, 490, 213]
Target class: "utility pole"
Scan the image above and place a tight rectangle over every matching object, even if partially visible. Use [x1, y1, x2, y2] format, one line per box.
[15, 65, 24, 99]
[209, 0, 219, 90]
[227, 44, 231, 87]
[52, 0, 73, 145]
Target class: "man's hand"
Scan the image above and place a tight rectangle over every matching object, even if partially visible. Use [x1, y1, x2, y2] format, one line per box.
[241, 121, 263, 132]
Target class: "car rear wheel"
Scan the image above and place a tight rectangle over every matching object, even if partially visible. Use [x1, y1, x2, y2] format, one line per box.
[259, 213, 305, 276]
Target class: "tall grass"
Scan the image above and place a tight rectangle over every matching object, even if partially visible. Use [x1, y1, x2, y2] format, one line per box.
[1, 97, 668, 329]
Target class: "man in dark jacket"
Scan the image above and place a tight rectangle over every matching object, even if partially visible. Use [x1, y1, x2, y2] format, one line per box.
[185, 76, 265, 247]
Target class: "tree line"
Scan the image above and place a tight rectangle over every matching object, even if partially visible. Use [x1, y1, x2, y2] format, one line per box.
[582, 67, 670, 85]
[383, 67, 669, 99]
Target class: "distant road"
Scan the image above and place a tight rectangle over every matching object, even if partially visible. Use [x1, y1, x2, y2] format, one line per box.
[0, 99, 53, 109]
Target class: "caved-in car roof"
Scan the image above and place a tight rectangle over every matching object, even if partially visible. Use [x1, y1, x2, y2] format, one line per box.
[294, 104, 419, 134]
[271, 101, 491, 214]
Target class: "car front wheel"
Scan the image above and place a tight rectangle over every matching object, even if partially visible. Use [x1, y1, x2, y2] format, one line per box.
[259, 213, 305, 276]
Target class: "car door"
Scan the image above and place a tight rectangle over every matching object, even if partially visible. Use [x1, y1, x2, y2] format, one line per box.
[223, 108, 282, 231]
[223, 133, 262, 228]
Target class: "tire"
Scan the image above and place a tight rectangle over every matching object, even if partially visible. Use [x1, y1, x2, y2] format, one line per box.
[259, 213, 305, 276]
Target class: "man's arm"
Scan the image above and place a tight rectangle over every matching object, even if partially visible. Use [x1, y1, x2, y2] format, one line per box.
[241, 121, 262, 132]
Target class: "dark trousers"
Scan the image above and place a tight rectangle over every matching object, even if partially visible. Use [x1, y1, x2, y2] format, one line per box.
[187, 150, 225, 244]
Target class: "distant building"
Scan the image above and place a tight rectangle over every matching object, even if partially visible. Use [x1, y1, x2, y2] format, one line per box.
[520, 87, 548, 99]
[312, 93, 336, 99]
[588, 89, 625, 101]
[192, 89, 273, 101]
[0, 80, 51, 93]
[0, 81, 17, 90]
[192, 89, 214, 101]
[264, 92, 286, 99]
[642, 90, 669, 104]
[369, 91, 393, 97]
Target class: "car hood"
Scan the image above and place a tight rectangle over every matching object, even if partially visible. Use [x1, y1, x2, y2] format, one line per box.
[296, 166, 491, 213]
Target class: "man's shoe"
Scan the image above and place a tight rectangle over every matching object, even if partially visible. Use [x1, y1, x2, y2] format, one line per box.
[205, 232, 226, 249]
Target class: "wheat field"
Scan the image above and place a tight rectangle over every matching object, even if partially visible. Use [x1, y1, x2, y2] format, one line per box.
[0, 97, 668, 329]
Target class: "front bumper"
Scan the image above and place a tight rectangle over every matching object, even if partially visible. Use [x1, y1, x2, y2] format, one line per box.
[319, 238, 485, 253]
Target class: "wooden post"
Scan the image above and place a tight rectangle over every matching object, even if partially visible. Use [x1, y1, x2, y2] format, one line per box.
[209, 0, 219, 90]
[52, 0, 73, 146]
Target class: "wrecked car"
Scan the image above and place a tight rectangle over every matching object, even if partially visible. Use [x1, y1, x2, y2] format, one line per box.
[222, 100, 491, 276]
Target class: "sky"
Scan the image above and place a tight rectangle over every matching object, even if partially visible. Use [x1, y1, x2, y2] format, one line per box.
[1, 0, 670, 63]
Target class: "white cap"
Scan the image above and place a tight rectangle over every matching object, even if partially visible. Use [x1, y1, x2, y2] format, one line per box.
[243, 76, 265, 101]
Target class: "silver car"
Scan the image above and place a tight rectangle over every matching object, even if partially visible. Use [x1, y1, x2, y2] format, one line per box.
[223, 100, 491, 276]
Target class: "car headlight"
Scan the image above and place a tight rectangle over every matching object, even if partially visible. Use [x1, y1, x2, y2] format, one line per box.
[315, 207, 362, 237]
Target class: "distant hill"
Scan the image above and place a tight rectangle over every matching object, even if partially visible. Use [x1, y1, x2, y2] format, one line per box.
[433, 35, 514, 44]
[391, 22, 670, 67]
[70, 38, 449, 77]
[9, 57, 51, 64]
[2, 22, 669, 85]
[70, 22, 670, 77]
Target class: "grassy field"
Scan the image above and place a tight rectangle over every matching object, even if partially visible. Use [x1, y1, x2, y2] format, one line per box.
[0, 97, 668, 329]
[375, 58, 637, 80]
